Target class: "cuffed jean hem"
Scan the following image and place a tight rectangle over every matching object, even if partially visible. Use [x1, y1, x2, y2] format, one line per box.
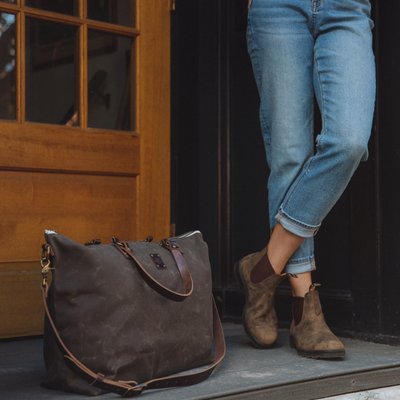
[284, 256, 316, 275]
[275, 208, 321, 238]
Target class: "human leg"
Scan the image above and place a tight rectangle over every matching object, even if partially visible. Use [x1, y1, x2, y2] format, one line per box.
[241, 0, 375, 357]
[286, 0, 375, 359]
[275, 0, 376, 238]
[239, 0, 317, 348]
[246, 0, 317, 276]
[267, 223, 312, 297]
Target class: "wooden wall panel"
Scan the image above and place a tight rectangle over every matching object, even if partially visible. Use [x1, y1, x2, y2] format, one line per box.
[0, 171, 137, 338]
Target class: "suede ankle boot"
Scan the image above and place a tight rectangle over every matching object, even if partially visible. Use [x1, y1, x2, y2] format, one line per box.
[290, 284, 345, 359]
[236, 247, 286, 348]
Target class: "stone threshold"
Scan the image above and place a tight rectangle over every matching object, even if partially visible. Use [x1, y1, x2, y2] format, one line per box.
[1, 323, 400, 399]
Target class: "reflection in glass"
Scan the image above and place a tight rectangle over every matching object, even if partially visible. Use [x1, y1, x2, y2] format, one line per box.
[25, 0, 78, 15]
[0, 13, 16, 120]
[88, 0, 134, 27]
[26, 18, 78, 125]
[88, 30, 133, 131]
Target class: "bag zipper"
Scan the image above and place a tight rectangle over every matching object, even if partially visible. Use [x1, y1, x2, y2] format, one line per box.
[173, 230, 201, 238]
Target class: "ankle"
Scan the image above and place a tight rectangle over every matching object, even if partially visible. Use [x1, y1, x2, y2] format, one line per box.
[266, 244, 285, 275]
[289, 273, 313, 297]
[266, 223, 305, 274]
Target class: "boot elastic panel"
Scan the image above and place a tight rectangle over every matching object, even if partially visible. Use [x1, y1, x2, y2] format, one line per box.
[250, 252, 276, 284]
[292, 296, 304, 326]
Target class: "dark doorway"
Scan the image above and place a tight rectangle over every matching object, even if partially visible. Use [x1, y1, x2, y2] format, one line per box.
[171, 0, 400, 341]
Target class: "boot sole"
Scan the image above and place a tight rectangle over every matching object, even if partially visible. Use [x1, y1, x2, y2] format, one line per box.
[234, 259, 277, 349]
[290, 335, 345, 360]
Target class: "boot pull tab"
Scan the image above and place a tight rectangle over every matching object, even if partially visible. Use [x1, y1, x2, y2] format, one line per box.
[309, 283, 322, 316]
[309, 283, 321, 292]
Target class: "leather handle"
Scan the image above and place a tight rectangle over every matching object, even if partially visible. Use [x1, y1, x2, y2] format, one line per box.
[114, 241, 194, 302]
[42, 284, 226, 397]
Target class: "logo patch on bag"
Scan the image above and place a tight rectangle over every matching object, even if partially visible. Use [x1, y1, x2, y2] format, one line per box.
[150, 253, 167, 269]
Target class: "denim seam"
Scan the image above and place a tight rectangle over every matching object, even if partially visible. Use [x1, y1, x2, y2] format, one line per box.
[278, 208, 321, 231]
[246, 19, 260, 91]
[285, 258, 316, 274]
[277, 41, 328, 225]
[286, 256, 315, 266]
[276, 95, 315, 210]
[284, 260, 317, 274]
[247, 17, 271, 137]
[311, 3, 316, 35]
[311, 0, 321, 36]
[314, 48, 328, 147]
[277, 143, 316, 224]
[260, 112, 270, 138]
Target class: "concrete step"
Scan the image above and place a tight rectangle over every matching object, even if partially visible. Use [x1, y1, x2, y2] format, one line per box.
[319, 385, 400, 400]
[1, 323, 400, 399]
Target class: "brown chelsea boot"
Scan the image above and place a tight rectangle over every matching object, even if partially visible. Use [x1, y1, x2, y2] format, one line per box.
[236, 247, 286, 348]
[290, 284, 345, 359]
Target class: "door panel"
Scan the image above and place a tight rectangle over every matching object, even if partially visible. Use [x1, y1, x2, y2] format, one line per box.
[0, 172, 138, 257]
[0, 172, 138, 338]
[0, 261, 42, 338]
[0, 122, 140, 174]
[0, 0, 171, 338]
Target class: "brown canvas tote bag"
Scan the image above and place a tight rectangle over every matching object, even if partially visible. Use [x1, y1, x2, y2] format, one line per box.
[40, 230, 225, 397]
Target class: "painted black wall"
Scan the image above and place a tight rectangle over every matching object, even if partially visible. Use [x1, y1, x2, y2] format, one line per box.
[378, 0, 400, 337]
[171, 0, 400, 341]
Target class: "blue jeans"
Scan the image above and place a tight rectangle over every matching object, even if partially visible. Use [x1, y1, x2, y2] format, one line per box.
[246, 0, 376, 274]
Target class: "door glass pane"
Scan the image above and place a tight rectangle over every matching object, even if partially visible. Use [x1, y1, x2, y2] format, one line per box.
[0, 13, 16, 120]
[88, 0, 134, 27]
[25, 0, 78, 15]
[88, 30, 134, 131]
[26, 18, 78, 125]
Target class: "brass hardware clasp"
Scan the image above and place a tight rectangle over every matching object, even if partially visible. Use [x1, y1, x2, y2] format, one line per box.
[160, 239, 179, 250]
[40, 244, 53, 286]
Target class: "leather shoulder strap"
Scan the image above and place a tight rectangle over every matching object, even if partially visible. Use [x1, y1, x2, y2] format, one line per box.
[113, 240, 194, 302]
[42, 284, 226, 397]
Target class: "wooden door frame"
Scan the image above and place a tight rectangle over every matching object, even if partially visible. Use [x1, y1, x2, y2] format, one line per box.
[137, 0, 171, 240]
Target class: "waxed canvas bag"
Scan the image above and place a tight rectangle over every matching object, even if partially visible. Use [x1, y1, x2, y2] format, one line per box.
[40, 230, 225, 397]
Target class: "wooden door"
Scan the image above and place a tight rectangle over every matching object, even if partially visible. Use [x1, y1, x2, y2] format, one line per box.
[0, 0, 171, 339]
